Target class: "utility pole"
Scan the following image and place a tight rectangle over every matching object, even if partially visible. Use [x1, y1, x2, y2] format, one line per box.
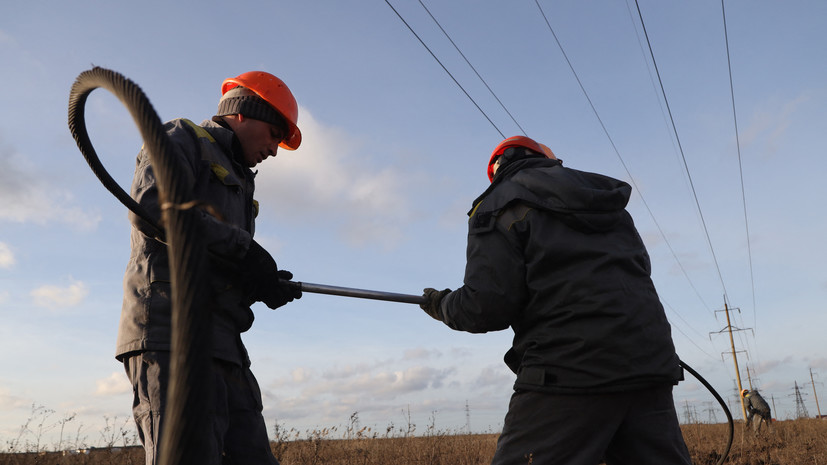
[808, 368, 822, 419]
[745, 365, 752, 390]
[710, 300, 752, 421]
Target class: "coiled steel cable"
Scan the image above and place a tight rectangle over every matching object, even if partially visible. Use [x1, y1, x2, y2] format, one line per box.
[68, 67, 213, 465]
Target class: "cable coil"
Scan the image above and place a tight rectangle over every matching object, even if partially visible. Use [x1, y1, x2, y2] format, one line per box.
[68, 67, 213, 465]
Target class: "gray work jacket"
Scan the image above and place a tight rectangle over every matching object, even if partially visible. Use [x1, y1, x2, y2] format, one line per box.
[116, 118, 257, 365]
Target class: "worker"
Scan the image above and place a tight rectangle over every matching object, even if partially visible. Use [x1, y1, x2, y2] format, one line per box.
[116, 71, 303, 465]
[742, 389, 772, 433]
[421, 136, 692, 464]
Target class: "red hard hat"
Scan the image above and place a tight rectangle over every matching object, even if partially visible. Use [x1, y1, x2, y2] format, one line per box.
[222, 71, 302, 150]
[487, 136, 555, 182]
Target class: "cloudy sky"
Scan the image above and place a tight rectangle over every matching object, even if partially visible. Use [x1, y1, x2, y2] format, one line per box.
[2, 0, 826, 448]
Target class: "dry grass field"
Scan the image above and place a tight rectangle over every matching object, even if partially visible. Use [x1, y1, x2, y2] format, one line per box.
[1, 419, 825, 465]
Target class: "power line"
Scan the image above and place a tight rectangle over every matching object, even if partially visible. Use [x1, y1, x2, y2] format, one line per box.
[623, 0, 685, 179]
[534, 0, 713, 318]
[721, 0, 758, 333]
[662, 299, 717, 359]
[383, 0, 505, 138]
[633, 0, 729, 299]
[417, 0, 527, 136]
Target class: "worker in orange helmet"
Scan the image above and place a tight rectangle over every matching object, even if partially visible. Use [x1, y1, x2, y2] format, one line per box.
[118, 71, 303, 465]
[742, 389, 772, 433]
[421, 135, 691, 464]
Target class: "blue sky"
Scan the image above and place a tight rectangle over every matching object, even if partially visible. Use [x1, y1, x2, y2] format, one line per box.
[1, 0, 826, 447]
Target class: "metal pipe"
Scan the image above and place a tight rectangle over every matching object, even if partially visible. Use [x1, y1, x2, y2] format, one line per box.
[287, 281, 427, 305]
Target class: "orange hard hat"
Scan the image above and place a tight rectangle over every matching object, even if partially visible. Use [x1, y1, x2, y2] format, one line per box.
[741, 389, 749, 397]
[222, 71, 302, 150]
[487, 135, 555, 182]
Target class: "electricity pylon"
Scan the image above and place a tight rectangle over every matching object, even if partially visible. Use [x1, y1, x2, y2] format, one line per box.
[794, 381, 810, 419]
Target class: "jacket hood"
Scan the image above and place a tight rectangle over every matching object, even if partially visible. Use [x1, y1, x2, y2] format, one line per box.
[471, 157, 632, 233]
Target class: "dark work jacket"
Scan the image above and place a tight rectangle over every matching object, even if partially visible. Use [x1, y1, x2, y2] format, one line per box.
[117, 118, 257, 366]
[440, 156, 683, 394]
[745, 390, 771, 416]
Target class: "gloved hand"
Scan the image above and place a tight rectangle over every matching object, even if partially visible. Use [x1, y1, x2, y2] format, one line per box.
[240, 240, 302, 309]
[421, 287, 451, 321]
[264, 269, 302, 310]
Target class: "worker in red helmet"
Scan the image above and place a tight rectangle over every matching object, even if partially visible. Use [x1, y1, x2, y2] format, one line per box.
[117, 71, 303, 465]
[742, 389, 772, 433]
[421, 136, 691, 464]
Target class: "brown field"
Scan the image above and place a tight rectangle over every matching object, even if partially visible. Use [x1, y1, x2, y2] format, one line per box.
[1, 419, 825, 465]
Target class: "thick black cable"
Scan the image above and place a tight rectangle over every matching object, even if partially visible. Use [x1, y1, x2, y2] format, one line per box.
[68, 67, 213, 465]
[680, 360, 733, 465]
[633, 0, 729, 298]
[67, 72, 166, 243]
[384, 0, 505, 138]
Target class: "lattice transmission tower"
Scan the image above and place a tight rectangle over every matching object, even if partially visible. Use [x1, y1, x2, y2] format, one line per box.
[794, 381, 810, 419]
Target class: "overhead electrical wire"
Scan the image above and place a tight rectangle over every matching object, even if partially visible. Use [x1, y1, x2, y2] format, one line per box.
[383, 0, 505, 138]
[633, 0, 730, 300]
[662, 299, 718, 359]
[621, 0, 713, 315]
[721, 0, 758, 333]
[534, 0, 714, 320]
[718, 0, 764, 397]
[416, 0, 527, 136]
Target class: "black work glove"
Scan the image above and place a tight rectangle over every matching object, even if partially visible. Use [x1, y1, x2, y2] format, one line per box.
[240, 240, 302, 309]
[267, 269, 302, 310]
[421, 287, 451, 321]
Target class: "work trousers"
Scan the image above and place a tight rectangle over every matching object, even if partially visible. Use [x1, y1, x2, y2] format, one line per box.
[491, 386, 692, 465]
[124, 351, 279, 465]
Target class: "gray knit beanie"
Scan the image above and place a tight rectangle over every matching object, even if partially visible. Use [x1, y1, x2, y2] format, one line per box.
[215, 86, 287, 128]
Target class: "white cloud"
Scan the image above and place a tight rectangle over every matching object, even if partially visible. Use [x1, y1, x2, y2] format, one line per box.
[255, 108, 417, 249]
[0, 387, 29, 410]
[95, 372, 131, 396]
[0, 242, 14, 268]
[402, 348, 441, 361]
[30, 279, 89, 308]
[291, 367, 312, 383]
[0, 29, 14, 44]
[257, 348, 513, 431]
[306, 365, 455, 400]
[805, 356, 827, 370]
[474, 364, 512, 389]
[740, 93, 810, 159]
[0, 140, 101, 231]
